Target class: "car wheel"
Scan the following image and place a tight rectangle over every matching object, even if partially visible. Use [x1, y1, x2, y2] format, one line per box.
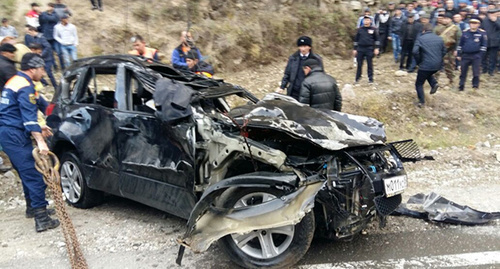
[218, 188, 315, 269]
[60, 151, 103, 208]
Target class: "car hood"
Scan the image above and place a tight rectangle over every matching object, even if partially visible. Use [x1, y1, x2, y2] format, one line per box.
[228, 93, 386, 151]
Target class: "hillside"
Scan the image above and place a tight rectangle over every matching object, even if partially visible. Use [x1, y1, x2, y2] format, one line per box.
[2, 0, 500, 149]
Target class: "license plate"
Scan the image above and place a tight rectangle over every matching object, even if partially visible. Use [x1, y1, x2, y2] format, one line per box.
[384, 175, 407, 197]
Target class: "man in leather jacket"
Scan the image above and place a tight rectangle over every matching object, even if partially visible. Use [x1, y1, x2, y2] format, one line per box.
[298, 59, 342, 112]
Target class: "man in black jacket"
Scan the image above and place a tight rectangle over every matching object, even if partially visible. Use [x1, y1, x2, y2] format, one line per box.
[299, 59, 342, 112]
[278, 36, 323, 100]
[353, 16, 380, 83]
[0, 43, 17, 90]
[0, 43, 17, 173]
[400, 13, 422, 71]
[375, 7, 391, 54]
[481, 9, 500, 76]
[413, 23, 446, 106]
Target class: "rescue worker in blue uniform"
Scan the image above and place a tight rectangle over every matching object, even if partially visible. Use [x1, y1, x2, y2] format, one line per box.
[457, 17, 488, 91]
[353, 16, 380, 84]
[0, 53, 59, 232]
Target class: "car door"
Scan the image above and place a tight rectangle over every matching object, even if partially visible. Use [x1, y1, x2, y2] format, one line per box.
[114, 64, 197, 219]
[54, 66, 122, 196]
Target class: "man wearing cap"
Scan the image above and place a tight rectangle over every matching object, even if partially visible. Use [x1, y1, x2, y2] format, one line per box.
[432, 7, 446, 26]
[299, 59, 342, 112]
[400, 13, 421, 71]
[0, 18, 18, 38]
[0, 53, 60, 232]
[354, 16, 380, 83]
[185, 50, 214, 78]
[412, 23, 446, 106]
[53, 14, 78, 68]
[457, 17, 487, 90]
[434, 12, 461, 86]
[0, 44, 17, 89]
[129, 34, 159, 61]
[481, 9, 500, 76]
[0, 44, 17, 173]
[278, 36, 323, 100]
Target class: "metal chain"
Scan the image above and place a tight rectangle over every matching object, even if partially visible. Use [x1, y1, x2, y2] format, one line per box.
[33, 148, 88, 269]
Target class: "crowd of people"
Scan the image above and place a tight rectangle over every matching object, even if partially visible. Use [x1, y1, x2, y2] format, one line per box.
[352, 0, 499, 105]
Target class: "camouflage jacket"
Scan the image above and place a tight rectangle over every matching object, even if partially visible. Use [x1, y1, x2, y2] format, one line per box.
[434, 23, 462, 51]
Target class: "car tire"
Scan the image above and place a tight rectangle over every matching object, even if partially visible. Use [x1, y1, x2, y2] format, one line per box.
[218, 188, 315, 269]
[60, 151, 103, 208]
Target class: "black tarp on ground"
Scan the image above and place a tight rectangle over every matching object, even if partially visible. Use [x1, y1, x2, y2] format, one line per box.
[392, 192, 500, 225]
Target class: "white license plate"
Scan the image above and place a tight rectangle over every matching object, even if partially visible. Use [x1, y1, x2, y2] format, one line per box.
[384, 175, 407, 197]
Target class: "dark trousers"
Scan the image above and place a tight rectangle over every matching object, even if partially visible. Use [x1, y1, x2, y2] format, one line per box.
[415, 70, 438, 104]
[459, 53, 482, 89]
[0, 127, 48, 209]
[400, 40, 414, 70]
[48, 39, 65, 70]
[90, 0, 102, 8]
[380, 32, 388, 53]
[355, 47, 374, 82]
[44, 60, 57, 88]
[482, 46, 499, 75]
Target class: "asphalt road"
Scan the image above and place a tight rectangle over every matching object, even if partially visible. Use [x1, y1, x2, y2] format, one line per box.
[297, 221, 500, 268]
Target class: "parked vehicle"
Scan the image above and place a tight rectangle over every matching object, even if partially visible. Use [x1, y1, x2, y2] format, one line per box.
[47, 55, 412, 269]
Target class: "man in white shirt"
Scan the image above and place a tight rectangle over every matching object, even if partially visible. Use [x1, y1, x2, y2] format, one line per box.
[53, 15, 78, 68]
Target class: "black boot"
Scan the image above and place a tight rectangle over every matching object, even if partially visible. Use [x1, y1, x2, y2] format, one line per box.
[25, 197, 56, 218]
[34, 207, 60, 232]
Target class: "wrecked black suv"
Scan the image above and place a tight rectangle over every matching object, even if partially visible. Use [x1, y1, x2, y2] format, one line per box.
[46, 55, 411, 269]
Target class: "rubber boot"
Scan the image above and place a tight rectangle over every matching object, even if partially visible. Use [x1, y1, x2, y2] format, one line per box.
[34, 207, 60, 232]
[25, 197, 56, 218]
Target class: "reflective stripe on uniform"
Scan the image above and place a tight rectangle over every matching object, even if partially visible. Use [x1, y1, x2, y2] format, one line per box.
[4, 75, 31, 93]
[23, 121, 38, 126]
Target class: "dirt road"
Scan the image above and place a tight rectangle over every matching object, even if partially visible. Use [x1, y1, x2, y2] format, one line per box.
[1, 145, 499, 269]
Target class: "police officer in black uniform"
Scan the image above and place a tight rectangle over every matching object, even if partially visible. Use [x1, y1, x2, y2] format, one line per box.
[278, 36, 323, 100]
[353, 16, 380, 83]
[0, 53, 60, 232]
[457, 17, 488, 91]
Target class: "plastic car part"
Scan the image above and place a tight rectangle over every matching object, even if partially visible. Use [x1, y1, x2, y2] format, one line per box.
[176, 176, 324, 265]
[393, 192, 500, 225]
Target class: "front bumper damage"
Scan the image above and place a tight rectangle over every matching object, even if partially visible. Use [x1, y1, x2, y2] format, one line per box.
[176, 174, 325, 265]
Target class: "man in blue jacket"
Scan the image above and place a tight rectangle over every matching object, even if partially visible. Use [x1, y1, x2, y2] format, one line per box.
[413, 23, 446, 106]
[171, 31, 202, 71]
[39, 3, 63, 70]
[457, 17, 487, 90]
[0, 53, 59, 232]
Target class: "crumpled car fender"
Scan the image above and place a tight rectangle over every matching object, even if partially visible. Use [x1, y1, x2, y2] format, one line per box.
[177, 172, 325, 257]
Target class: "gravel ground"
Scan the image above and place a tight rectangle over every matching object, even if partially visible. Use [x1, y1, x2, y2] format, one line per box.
[1, 144, 499, 269]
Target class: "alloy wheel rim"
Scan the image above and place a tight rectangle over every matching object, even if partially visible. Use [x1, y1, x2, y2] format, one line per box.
[60, 160, 83, 203]
[230, 192, 295, 259]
